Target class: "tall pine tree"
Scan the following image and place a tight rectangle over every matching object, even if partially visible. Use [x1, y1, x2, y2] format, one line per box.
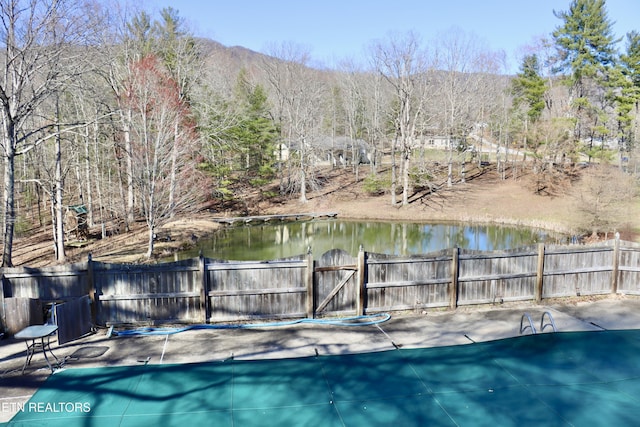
[618, 31, 640, 148]
[552, 0, 619, 144]
[511, 54, 548, 151]
[512, 54, 547, 123]
[226, 70, 279, 188]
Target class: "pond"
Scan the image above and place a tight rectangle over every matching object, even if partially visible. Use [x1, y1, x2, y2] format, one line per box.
[176, 220, 564, 261]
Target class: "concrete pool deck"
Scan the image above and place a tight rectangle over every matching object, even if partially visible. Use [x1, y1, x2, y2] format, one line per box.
[1, 296, 640, 423]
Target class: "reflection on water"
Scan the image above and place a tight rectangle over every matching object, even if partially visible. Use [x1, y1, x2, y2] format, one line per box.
[177, 220, 563, 261]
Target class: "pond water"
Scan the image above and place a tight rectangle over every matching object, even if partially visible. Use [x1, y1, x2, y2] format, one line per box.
[176, 220, 563, 261]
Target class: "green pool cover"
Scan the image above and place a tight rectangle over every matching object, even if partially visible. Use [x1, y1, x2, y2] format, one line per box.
[5, 330, 640, 426]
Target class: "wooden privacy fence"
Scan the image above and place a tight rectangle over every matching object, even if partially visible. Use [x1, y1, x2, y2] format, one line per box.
[2, 237, 640, 333]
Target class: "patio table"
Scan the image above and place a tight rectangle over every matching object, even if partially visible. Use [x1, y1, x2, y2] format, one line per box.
[14, 324, 60, 374]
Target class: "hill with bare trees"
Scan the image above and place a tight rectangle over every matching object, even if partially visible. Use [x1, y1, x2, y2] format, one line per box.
[1, 1, 639, 267]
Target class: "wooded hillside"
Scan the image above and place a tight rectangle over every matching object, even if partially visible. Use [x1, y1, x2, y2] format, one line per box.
[1, 0, 639, 266]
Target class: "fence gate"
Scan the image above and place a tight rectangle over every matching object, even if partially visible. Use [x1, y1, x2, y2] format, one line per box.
[313, 249, 359, 316]
[55, 295, 92, 344]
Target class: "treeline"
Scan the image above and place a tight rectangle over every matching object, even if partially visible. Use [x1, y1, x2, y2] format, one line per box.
[0, 0, 638, 265]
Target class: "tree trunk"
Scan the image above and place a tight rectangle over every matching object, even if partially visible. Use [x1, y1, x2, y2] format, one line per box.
[84, 123, 94, 227]
[168, 121, 178, 218]
[93, 120, 106, 237]
[146, 169, 156, 259]
[299, 164, 307, 203]
[299, 137, 308, 203]
[2, 143, 15, 267]
[146, 225, 155, 259]
[391, 135, 397, 206]
[123, 109, 134, 230]
[447, 137, 453, 187]
[402, 150, 410, 206]
[461, 159, 466, 184]
[54, 112, 66, 262]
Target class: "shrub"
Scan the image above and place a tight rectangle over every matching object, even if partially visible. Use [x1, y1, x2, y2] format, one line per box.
[14, 216, 32, 237]
[363, 173, 389, 195]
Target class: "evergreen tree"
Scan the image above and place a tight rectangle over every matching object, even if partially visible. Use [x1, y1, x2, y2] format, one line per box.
[152, 7, 200, 101]
[126, 11, 154, 58]
[226, 70, 279, 187]
[511, 54, 547, 123]
[552, 0, 619, 143]
[552, 0, 617, 83]
[618, 31, 640, 148]
[621, 31, 640, 87]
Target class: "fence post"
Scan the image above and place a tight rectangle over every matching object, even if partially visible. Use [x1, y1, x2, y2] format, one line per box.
[611, 232, 620, 294]
[306, 248, 315, 319]
[535, 243, 545, 304]
[0, 270, 5, 333]
[87, 253, 98, 325]
[356, 245, 366, 315]
[450, 247, 459, 310]
[198, 252, 209, 323]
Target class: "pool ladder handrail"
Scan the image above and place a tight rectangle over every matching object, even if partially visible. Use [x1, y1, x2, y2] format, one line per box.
[520, 312, 537, 335]
[540, 311, 558, 333]
[520, 311, 558, 335]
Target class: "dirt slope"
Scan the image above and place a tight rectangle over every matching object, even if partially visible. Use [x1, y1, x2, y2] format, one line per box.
[11, 165, 639, 267]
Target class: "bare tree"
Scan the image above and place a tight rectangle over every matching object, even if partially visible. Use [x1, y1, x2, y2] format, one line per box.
[432, 28, 490, 187]
[527, 117, 575, 194]
[370, 31, 430, 206]
[102, 8, 154, 230]
[362, 68, 390, 175]
[472, 51, 509, 178]
[0, 0, 98, 266]
[336, 59, 367, 179]
[575, 165, 637, 235]
[152, 7, 203, 217]
[124, 55, 204, 258]
[263, 42, 325, 202]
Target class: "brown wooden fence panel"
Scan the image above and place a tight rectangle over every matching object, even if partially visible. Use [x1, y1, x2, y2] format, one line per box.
[3, 239, 640, 330]
[1, 262, 89, 301]
[457, 247, 538, 305]
[617, 246, 640, 295]
[2, 297, 43, 334]
[95, 259, 201, 325]
[206, 255, 307, 322]
[542, 246, 613, 298]
[365, 250, 452, 312]
[55, 295, 92, 344]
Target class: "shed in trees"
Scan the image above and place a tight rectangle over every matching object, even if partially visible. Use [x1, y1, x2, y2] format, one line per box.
[65, 204, 89, 240]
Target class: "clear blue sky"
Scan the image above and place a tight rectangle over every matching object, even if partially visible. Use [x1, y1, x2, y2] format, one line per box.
[144, 0, 639, 72]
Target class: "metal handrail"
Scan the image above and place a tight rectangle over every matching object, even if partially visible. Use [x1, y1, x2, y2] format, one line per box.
[520, 313, 537, 335]
[540, 311, 558, 333]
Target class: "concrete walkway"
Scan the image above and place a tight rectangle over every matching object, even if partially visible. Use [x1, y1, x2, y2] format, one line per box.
[1, 296, 640, 423]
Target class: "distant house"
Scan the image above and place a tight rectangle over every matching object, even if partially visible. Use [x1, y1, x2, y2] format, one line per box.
[423, 136, 451, 149]
[314, 136, 372, 166]
[274, 136, 373, 166]
[420, 135, 467, 150]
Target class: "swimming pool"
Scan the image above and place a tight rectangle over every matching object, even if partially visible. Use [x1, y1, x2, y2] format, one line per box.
[5, 330, 640, 426]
